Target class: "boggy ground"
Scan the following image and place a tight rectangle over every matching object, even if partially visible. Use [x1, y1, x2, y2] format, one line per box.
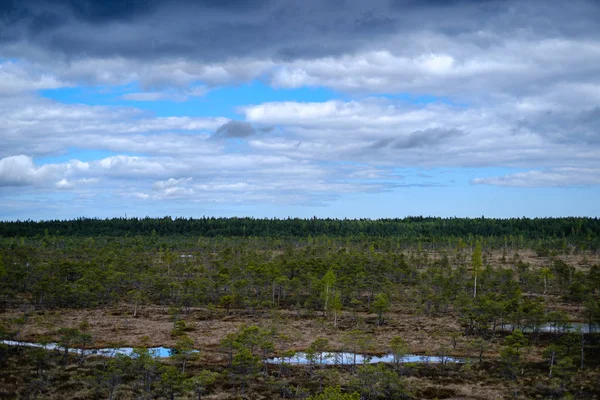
[2, 249, 599, 398]
[5, 249, 597, 358]
[2, 299, 586, 364]
[1, 342, 598, 400]
[0, 347, 507, 399]
[6, 305, 465, 359]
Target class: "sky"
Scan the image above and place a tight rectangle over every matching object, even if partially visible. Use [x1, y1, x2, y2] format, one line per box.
[1, 0, 599, 220]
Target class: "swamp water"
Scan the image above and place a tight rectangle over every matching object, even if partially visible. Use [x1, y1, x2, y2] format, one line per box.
[267, 352, 462, 365]
[1, 340, 178, 358]
[499, 322, 597, 334]
[1, 340, 460, 364]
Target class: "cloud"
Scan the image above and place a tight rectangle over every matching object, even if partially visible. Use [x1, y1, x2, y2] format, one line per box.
[0, 93, 227, 158]
[160, 186, 195, 198]
[268, 37, 600, 100]
[0, 149, 407, 208]
[121, 86, 206, 101]
[472, 168, 600, 187]
[1, 88, 597, 207]
[3, 0, 595, 63]
[55, 178, 74, 189]
[514, 106, 600, 146]
[212, 120, 257, 140]
[152, 177, 193, 190]
[2, 0, 596, 90]
[0, 155, 41, 186]
[152, 177, 195, 198]
[0, 61, 65, 95]
[2, 0, 600, 218]
[0, 155, 89, 187]
[370, 128, 465, 149]
[241, 97, 600, 172]
[1, 0, 384, 62]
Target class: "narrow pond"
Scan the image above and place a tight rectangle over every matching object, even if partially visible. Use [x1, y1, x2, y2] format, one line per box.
[1, 340, 460, 364]
[499, 322, 597, 334]
[5, 323, 596, 365]
[0, 340, 179, 358]
[266, 352, 462, 365]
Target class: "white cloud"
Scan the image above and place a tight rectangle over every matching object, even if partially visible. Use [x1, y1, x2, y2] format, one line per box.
[147, 177, 196, 199]
[152, 177, 193, 190]
[0, 61, 66, 96]
[162, 186, 194, 197]
[0, 94, 227, 158]
[417, 54, 455, 74]
[0, 155, 43, 186]
[121, 86, 207, 102]
[0, 149, 401, 207]
[133, 192, 150, 200]
[241, 98, 589, 169]
[472, 168, 600, 187]
[55, 178, 74, 189]
[41, 57, 273, 89]
[268, 37, 600, 101]
[0, 155, 89, 188]
[97, 156, 173, 178]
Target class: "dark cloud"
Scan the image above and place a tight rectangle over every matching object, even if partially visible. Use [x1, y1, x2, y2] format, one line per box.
[50, 0, 269, 23]
[3, 0, 160, 23]
[28, 10, 67, 34]
[389, 0, 502, 11]
[212, 120, 257, 140]
[62, 0, 159, 23]
[581, 107, 600, 124]
[516, 107, 600, 145]
[4, 0, 598, 64]
[566, 108, 600, 144]
[371, 128, 464, 149]
[0, 0, 19, 13]
[352, 12, 397, 34]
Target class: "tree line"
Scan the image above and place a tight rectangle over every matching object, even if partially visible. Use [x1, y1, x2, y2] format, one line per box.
[1, 217, 599, 249]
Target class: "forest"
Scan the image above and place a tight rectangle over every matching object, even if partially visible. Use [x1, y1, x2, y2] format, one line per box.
[2, 216, 600, 244]
[1, 217, 599, 399]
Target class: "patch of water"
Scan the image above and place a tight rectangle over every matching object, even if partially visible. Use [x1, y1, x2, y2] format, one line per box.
[2, 340, 460, 365]
[499, 322, 597, 334]
[0, 340, 184, 358]
[266, 352, 463, 365]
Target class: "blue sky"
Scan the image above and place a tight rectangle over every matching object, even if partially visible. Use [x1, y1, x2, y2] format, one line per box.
[1, 0, 600, 220]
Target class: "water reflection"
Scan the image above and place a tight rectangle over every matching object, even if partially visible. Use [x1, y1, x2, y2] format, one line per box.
[2, 340, 460, 364]
[499, 322, 597, 333]
[267, 352, 462, 365]
[0, 340, 186, 358]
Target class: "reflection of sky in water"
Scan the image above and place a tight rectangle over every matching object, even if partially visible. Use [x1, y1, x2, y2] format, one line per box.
[4, 322, 597, 364]
[267, 352, 463, 365]
[90, 347, 194, 358]
[500, 322, 596, 334]
[1, 341, 459, 364]
[0, 342, 192, 359]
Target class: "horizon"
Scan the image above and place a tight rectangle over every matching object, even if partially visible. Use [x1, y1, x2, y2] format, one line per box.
[1, 0, 600, 219]
[2, 215, 600, 223]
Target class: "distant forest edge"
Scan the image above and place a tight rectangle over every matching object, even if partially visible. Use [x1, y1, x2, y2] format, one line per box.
[1, 217, 599, 244]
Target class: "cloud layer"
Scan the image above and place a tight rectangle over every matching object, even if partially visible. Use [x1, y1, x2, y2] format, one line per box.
[1, 0, 600, 218]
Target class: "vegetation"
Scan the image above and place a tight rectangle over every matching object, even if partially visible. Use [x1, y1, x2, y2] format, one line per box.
[1, 216, 599, 247]
[1, 217, 600, 399]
